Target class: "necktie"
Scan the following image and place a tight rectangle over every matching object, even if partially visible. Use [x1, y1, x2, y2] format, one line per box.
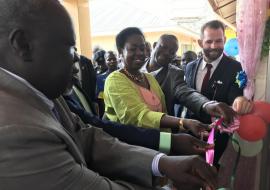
[201, 64, 213, 94]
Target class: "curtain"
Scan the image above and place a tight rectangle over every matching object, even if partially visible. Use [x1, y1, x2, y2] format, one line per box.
[236, 0, 268, 99]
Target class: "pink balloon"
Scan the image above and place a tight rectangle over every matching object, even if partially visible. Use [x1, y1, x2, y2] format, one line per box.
[251, 101, 270, 123]
[238, 114, 267, 141]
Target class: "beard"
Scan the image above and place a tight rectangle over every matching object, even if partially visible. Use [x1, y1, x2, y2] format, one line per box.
[203, 48, 223, 62]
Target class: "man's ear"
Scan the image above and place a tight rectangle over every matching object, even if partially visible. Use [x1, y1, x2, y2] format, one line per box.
[9, 29, 32, 61]
[198, 39, 203, 48]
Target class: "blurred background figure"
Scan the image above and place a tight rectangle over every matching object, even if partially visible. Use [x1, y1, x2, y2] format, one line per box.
[181, 50, 197, 72]
[145, 41, 152, 59]
[93, 49, 107, 74]
[96, 50, 118, 117]
[93, 45, 103, 54]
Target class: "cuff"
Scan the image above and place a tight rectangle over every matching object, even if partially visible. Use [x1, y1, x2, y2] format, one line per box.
[159, 132, 171, 154]
[151, 153, 166, 177]
[202, 100, 218, 113]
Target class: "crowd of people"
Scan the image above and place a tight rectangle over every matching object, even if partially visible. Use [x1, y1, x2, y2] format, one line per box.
[0, 0, 254, 190]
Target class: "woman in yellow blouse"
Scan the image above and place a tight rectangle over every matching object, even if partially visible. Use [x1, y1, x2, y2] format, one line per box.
[104, 27, 208, 136]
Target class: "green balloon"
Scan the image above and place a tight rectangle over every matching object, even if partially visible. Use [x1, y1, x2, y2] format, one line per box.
[232, 133, 263, 157]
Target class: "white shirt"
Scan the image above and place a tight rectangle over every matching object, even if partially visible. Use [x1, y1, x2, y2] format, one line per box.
[0, 67, 54, 111]
[140, 61, 163, 76]
[196, 54, 223, 92]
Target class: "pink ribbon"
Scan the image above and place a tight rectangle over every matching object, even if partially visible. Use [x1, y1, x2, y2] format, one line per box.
[206, 117, 240, 165]
[206, 128, 215, 165]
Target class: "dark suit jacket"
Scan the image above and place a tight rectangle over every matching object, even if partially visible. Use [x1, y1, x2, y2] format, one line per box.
[185, 54, 243, 167]
[154, 63, 209, 117]
[185, 54, 243, 106]
[63, 83, 160, 150]
[79, 55, 97, 102]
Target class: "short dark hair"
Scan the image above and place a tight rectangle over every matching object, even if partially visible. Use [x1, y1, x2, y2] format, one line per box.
[200, 20, 225, 39]
[115, 27, 145, 53]
[182, 51, 197, 63]
[160, 34, 178, 42]
[105, 50, 117, 58]
[157, 34, 179, 48]
[93, 49, 106, 63]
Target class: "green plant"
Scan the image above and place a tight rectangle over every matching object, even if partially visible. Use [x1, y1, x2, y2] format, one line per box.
[261, 18, 270, 58]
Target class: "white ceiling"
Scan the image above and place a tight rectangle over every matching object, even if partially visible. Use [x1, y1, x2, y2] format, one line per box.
[89, 0, 218, 36]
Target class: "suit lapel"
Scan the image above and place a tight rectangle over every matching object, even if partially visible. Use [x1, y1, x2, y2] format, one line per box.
[192, 58, 202, 89]
[74, 82, 97, 115]
[53, 97, 87, 165]
[155, 66, 168, 86]
[0, 69, 87, 165]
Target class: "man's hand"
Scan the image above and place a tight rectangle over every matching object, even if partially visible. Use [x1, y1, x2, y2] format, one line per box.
[204, 101, 236, 124]
[159, 155, 218, 190]
[232, 96, 253, 114]
[182, 119, 210, 137]
[171, 133, 214, 155]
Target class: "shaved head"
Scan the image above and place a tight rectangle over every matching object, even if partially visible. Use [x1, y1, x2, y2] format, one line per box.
[158, 34, 178, 43]
[151, 34, 179, 68]
[0, 0, 77, 99]
[0, 0, 65, 35]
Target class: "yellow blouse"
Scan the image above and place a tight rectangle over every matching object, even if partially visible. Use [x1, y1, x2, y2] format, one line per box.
[104, 71, 167, 129]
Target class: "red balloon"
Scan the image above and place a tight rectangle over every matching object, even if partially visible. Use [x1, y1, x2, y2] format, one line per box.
[251, 101, 270, 123]
[238, 114, 267, 141]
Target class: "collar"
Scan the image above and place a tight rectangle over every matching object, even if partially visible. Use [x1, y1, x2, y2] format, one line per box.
[0, 67, 54, 110]
[141, 59, 163, 75]
[201, 54, 223, 70]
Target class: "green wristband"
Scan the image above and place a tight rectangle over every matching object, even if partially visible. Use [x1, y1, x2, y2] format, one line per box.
[159, 132, 171, 154]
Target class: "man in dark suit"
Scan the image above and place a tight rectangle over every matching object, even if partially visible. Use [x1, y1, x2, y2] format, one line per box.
[185, 20, 243, 166]
[76, 55, 97, 102]
[185, 20, 243, 113]
[142, 34, 236, 125]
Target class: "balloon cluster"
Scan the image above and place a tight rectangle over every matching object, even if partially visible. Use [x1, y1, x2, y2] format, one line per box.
[233, 101, 270, 157]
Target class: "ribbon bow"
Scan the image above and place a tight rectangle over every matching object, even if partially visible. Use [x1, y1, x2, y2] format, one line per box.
[206, 117, 240, 166]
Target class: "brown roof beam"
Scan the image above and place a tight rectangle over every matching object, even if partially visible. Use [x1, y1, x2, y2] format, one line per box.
[224, 13, 236, 19]
[214, 0, 236, 11]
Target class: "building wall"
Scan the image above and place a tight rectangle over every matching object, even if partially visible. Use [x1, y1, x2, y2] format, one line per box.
[91, 31, 200, 57]
[61, 0, 92, 58]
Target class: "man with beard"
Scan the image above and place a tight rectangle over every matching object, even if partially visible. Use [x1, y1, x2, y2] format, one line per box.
[185, 20, 242, 108]
[185, 20, 243, 167]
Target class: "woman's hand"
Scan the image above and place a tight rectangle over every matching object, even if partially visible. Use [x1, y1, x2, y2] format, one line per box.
[182, 119, 210, 138]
